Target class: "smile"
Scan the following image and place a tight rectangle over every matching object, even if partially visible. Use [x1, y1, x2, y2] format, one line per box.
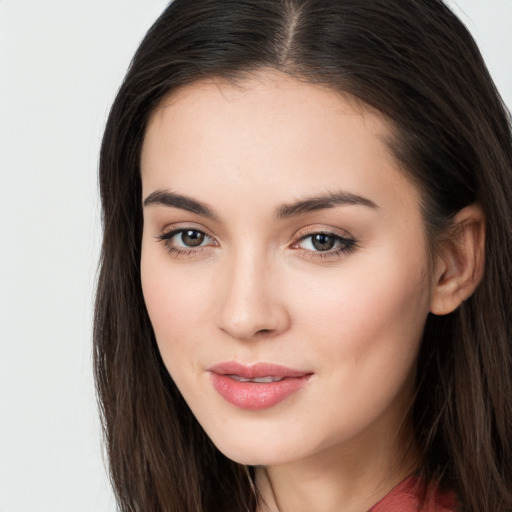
[207, 362, 312, 410]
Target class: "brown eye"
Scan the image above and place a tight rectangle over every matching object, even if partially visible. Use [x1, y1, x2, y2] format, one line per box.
[295, 231, 357, 258]
[157, 228, 215, 254]
[311, 233, 335, 251]
[181, 230, 205, 247]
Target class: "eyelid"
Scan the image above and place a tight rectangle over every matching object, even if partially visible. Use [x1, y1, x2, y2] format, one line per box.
[155, 223, 219, 258]
[159, 228, 216, 246]
[289, 225, 358, 260]
[292, 225, 354, 243]
[158, 222, 217, 240]
[154, 223, 357, 261]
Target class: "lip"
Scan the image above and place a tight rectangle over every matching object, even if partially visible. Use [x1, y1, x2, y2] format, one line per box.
[207, 361, 312, 410]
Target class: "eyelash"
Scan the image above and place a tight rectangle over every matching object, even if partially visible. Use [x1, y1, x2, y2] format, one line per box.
[156, 227, 357, 261]
[293, 231, 357, 260]
[157, 228, 217, 258]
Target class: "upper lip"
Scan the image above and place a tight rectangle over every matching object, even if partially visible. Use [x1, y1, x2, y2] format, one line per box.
[207, 361, 310, 379]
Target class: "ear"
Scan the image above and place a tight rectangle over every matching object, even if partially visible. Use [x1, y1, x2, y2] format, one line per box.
[430, 204, 485, 316]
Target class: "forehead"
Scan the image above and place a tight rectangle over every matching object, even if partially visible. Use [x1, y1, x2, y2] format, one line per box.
[149, 71, 375, 117]
[140, 70, 420, 218]
[144, 71, 387, 146]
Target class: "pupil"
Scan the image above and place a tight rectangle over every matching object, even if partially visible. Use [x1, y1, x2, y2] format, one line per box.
[312, 234, 335, 251]
[182, 230, 205, 247]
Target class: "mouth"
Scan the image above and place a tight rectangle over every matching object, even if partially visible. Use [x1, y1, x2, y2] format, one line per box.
[207, 362, 312, 410]
[228, 375, 285, 383]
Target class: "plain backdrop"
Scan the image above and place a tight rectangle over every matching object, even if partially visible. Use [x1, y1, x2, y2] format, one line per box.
[0, 1, 510, 511]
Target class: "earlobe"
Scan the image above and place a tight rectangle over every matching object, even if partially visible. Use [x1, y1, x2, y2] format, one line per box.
[430, 204, 485, 316]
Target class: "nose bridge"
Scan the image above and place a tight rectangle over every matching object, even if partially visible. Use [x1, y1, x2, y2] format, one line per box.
[216, 244, 288, 340]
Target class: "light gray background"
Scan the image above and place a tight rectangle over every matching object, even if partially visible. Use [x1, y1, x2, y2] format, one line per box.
[0, 1, 510, 511]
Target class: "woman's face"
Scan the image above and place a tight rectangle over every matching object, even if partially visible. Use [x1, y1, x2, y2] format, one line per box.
[140, 71, 434, 467]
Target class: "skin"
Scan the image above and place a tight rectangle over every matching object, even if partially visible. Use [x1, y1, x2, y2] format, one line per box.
[139, 71, 484, 512]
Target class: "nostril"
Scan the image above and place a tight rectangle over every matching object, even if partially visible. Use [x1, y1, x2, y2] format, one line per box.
[216, 287, 291, 340]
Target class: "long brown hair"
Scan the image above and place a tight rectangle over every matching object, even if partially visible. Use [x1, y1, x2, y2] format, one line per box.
[94, 1, 512, 510]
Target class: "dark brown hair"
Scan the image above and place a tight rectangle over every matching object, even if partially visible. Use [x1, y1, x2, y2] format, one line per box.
[94, 1, 512, 510]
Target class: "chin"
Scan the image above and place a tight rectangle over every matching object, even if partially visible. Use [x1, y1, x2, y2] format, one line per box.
[215, 443, 291, 467]
[202, 423, 315, 467]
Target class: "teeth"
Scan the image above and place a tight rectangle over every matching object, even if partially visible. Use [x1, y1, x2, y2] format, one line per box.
[229, 375, 251, 382]
[253, 376, 283, 383]
[228, 375, 284, 383]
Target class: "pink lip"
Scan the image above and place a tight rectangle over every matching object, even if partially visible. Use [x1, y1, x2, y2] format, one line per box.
[207, 362, 312, 410]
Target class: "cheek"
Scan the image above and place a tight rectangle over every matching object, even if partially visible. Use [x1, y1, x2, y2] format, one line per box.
[289, 248, 431, 384]
[144, 273, 211, 328]
[304, 232, 428, 322]
[272, 254, 430, 449]
[140, 247, 215, 371]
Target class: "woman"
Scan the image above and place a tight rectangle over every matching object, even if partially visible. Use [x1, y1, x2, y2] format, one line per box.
[94, 0, 512, 510]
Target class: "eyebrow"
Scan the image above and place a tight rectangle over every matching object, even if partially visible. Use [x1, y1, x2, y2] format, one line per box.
[275, 191, 378, 219]
[143, 190, 219, 220]
[143, 189, 377, 220]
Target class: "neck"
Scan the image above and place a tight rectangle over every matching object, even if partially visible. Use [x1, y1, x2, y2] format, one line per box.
[255, 418, 419, 512]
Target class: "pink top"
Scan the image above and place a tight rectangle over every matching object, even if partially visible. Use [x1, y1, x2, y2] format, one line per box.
[369, 476, 459, 511]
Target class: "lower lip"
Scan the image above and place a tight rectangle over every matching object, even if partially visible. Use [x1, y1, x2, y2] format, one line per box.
[209, 373, 310, 410]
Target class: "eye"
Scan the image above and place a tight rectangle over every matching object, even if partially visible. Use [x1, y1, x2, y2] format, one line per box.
[157, 227, 217, 255]
[302, 233, 338, 251]
[292, 230, 357, 259]
[176, 229, 207, 247]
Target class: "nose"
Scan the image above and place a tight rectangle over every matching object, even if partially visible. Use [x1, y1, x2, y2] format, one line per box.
[215, 250, 290, 341]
